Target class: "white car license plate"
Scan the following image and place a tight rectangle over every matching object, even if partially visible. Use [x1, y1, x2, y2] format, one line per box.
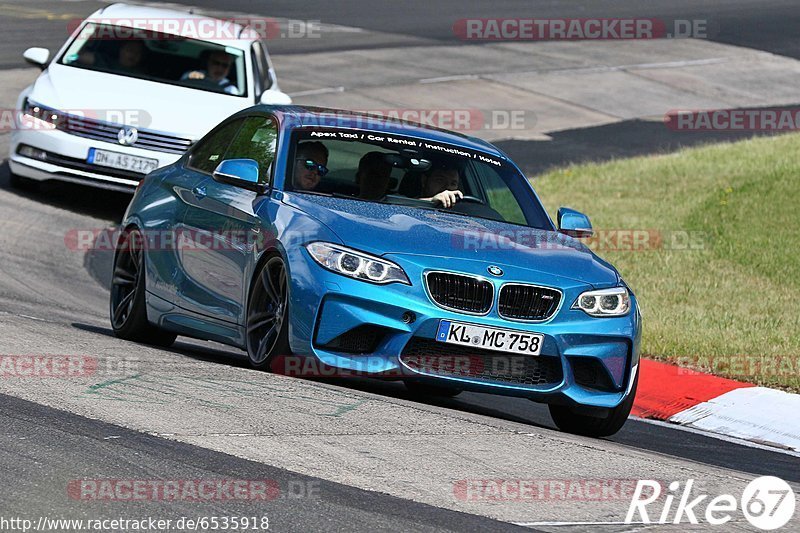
[435, 320, 544, 356]
[88, 148, 159, 174]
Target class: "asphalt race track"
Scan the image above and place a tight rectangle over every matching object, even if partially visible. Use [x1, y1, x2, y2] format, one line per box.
[0, 1, 798, 531]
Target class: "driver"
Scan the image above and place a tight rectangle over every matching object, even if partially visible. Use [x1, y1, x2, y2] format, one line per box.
[181, 50, 240, 95]
[420, 160, 463, 208]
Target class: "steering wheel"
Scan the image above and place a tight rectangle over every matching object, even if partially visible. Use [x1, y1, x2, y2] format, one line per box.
[430, 193, 486, 208]
[458, 195, 485, 205]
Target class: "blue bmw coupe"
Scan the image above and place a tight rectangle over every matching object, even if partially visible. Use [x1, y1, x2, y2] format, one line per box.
[110, 105, 641, 436]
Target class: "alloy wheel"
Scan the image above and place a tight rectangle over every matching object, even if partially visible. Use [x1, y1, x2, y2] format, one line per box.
[247, 256, 289, 366]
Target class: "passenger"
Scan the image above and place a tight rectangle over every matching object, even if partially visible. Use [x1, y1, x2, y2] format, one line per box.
[292, 141, 329, 191]
[420, 161, 463, 208]
[78, 40, 146, 74]
[181, 50, 240, 95]
[117, 40, 146, 72]
[356, 152, 393, 201]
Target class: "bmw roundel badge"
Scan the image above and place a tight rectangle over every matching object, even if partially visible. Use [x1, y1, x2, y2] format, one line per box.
[487, 265, 504, 277]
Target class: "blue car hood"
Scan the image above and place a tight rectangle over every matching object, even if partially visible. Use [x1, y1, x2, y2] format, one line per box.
[283, 193, 620, 287]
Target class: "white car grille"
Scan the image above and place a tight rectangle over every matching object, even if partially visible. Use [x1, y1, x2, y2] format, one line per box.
[59, 114, 193, 155]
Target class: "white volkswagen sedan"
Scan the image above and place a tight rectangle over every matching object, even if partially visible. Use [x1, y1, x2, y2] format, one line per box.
[9, 3, 291, 192]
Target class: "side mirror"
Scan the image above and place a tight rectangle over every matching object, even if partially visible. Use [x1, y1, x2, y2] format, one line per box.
[23, 47, 50, 70]
[259, 88, 292, 105]
[213, 159, 265, 194]
[557, 207, 593, 238]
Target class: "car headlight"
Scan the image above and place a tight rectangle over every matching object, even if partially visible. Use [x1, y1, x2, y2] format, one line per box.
[21, 99, 60, 129]
[305, 242, 410, 285]
[573, 287, 630, 317]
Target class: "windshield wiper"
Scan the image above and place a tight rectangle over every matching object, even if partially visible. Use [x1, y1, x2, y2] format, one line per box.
[295, 190, 363, 201]
[294, 190, 332, 197]
[433, 207, 471, 217]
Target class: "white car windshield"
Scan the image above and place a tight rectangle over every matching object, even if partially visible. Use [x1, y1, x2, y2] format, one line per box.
[59, 23, 247, 97]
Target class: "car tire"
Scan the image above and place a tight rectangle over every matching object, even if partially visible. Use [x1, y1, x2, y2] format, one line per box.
[548, 373, 638, 438]
[246, 254, 291, 370]
[404, 380, 463, 398]
[9, 171, 39, 191]
[109, 228, 177, 347]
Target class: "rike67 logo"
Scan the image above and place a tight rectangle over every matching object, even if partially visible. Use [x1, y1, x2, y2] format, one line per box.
[627, 476, 796, 530]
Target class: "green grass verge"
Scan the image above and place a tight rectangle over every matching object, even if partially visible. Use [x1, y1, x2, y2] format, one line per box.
[532, 134, 800, 390]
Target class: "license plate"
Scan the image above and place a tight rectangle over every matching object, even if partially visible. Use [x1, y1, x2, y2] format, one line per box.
[435, 320, 544, 355]
[88, 148, 159, 174]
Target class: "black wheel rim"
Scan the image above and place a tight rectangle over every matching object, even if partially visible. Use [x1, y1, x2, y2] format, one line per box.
[110, 230, 142, 329]
[247, 257, 287, 365]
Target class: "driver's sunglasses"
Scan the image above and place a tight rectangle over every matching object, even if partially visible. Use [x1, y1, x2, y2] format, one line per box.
[297, 158, 329, 176]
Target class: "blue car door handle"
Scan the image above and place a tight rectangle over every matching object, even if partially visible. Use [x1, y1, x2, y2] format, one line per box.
[192, 185, 207, 199]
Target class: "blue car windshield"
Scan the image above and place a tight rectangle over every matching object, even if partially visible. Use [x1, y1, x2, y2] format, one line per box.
[288, 128, 553, 229]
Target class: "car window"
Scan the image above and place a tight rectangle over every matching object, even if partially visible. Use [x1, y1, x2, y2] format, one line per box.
[223, 116, 278, 184]
[59, 23, 248, 97]
[188, 119, 245, 174]
[470, 161, 528, 225]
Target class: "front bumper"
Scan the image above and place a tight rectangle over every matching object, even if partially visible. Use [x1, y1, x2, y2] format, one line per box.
[285, 247, 642, 410]
[9, 127, 181, 192]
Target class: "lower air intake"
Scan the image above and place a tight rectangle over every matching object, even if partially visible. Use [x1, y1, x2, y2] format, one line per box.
[400, 338, 562, 387]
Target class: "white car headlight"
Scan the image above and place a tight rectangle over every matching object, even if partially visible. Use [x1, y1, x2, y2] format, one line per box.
[306, 242, 410, 285]
[22, 99, 60, 128]
[573, 287, 630, 317]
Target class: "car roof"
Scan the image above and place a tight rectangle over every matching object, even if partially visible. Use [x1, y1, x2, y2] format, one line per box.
[254, 105, 506, 159]
[88, 3, 261, 47]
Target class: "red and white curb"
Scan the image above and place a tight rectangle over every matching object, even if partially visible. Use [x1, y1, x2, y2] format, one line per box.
[632, 359, 800, 452]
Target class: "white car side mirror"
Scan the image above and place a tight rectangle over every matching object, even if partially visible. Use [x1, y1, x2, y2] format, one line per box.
[259, 88, 292, 106]
[23, 47, 50, 70]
